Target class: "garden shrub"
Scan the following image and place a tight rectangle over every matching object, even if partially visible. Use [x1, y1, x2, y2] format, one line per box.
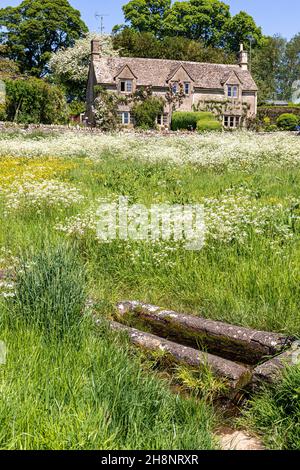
[171, 112, 214, 131]
[276, 113, 299, 130]
[4, 78, 67, 124]
[132, 96, 164, 129]
[197, 119, 222, 132]
[94, 86, 120, 131]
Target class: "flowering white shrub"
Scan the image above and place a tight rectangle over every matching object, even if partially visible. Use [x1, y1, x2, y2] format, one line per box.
[1, 180, 84, 213]
[49, 34, 118, 85]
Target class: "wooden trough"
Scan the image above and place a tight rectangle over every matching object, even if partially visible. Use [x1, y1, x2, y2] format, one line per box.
[108, 301, 300, 395]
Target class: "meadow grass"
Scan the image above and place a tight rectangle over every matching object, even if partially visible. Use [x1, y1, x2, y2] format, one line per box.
[0, 130, 300, 449]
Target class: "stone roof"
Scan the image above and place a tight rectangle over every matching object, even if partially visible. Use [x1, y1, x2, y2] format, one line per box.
[93, 56, 258, 91]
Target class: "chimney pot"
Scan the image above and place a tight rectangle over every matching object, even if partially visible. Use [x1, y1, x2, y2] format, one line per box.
[91, 39, 101, 60]
[238, 44, 248, 71]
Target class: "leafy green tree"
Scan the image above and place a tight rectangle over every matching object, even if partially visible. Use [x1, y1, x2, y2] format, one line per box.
[117, 0, 261, 51]
[224, 11, 263, 51]
[163, 0, 231, 45]
[4, 78, 67, 124]
[252, 35, 286, 103]
[113, 29, 235, 64]
[0, 0, 88, 77]
[119, 0, 171, 37]
[279, 34, 300, 100]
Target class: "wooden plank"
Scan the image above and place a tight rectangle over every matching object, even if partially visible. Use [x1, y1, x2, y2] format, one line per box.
[105, 320, 252, 394]
[117, 301, 294, 364]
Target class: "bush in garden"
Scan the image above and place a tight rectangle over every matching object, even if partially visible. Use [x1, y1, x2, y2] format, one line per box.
[4, 78, 68, 124]
[276, 113, 299, 131]
[171, 112, 214, 131]
[132, 96, 164, 129]
[196, 119, 222, 132]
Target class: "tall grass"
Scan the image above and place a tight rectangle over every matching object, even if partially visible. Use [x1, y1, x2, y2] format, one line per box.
[10, 245, 87, 341]
[0, 246, 215, 450]
[240, 365, 300, 450]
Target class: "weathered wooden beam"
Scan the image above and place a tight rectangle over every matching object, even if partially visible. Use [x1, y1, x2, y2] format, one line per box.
[105, 320, 252, 394]
[252, 341, 300, 387]
[117, 301, 294, 364]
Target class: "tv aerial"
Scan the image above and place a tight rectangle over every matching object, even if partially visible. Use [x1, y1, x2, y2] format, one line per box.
[95, 12, 109, 35]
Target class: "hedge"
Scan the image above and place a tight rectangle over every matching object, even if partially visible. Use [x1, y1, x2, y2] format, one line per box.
[171, 112, 215, 131]
[258, 106, 300, 124]
[276, 113, 299, 131]
[197, 120, 222, 132]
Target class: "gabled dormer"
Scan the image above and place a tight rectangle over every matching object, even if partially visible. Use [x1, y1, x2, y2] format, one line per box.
[114, 65, 137, 94]
[167, 64, 195, 96]
[222, 71, 243, 100]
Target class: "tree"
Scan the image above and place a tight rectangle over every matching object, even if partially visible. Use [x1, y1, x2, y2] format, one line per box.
[252, 35, 286, 103]
[49, 34, 118, 102]
[0, 46, 19, 79]
[4, 78, 67, 124]
[117, 0, 262, 51]
[163, 0, 231, 46]
[113, 29, 235, 64]
[224, 11, 263, 51]
[121, 0, 171, 37]
[279, 34, 300, 100]
[0, 0, 88, 77]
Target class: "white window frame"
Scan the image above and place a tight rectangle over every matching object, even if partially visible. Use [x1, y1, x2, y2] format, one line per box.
[223, 115, 241, 128]
[227, 85, 238, 98]
[120, 80, 133, 93]
[121, 112, 130, 125]
[184, 82, 190, 95]
[157, 114, 163, 126]
[172, 82, 178, 94]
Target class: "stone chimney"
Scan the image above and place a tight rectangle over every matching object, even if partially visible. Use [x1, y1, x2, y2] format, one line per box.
[238, 44, 248, 70]
[91, 39, 101, 60]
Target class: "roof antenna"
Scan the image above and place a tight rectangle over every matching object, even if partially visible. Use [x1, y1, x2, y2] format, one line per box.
[95, 12, 109, 35]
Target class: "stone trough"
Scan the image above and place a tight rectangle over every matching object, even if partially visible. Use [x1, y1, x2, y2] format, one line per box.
[106, 301, 300, 397]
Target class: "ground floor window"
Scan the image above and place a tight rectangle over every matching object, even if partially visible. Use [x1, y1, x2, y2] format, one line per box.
[157, 114, 168, 126]
[119, 111, 131, 125]
[223, 115, 241, 128]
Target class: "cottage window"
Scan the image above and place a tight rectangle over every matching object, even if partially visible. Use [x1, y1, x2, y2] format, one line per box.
[227, 85, 238, 98]
[223, 115, 240, 128]
[172, 83, 178, 94]
[120, 112, 130, 125]
[184, 83, 190, 95]
[120, 80, 133, 93]
[157, 114, 168, 126]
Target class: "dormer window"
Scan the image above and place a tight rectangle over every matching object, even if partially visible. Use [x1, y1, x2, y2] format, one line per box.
[120, 80, 133, 93]
[227, 85, 238, 98]
[184, 82, 190, 95]
[172, 83, 178, 94]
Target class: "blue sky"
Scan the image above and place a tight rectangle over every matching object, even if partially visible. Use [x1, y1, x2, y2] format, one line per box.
[1, 0, 299, 39]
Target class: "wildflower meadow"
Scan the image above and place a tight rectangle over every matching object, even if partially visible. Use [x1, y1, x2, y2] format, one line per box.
[0, 128, 300, 450]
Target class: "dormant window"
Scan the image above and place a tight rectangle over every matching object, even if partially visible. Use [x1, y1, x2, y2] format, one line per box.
[120, 80, 133, 93]
[227, 85, 238, 98]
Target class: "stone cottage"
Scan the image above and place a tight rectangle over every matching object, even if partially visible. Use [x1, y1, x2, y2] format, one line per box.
[86, 40, 257, 129]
